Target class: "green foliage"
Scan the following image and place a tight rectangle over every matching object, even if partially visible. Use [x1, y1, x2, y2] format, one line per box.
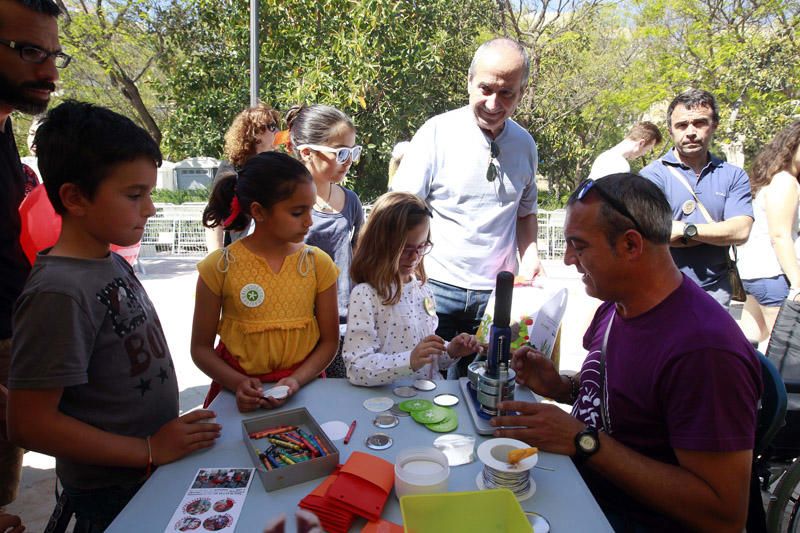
[155, 0, 493, 201]
[626, 0, 800, 161]
[507, 3, 655, 193]
[54, 0, 171, 144]
[151, 188, 209, 204]
[537, 189, 573, 211]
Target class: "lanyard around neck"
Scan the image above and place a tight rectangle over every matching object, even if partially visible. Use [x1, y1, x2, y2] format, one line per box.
[599, 309, 615, 433]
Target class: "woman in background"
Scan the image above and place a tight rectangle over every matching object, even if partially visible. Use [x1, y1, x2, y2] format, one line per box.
[738, 120, 800, 345]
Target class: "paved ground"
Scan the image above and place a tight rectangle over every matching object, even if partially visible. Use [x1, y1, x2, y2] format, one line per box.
[5, 256, 600, 530]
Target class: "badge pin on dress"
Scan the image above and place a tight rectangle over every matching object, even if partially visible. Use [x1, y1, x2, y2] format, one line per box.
[240, 283, 265, 307]
[423, 296, 436, 316]
[681, 199, 696, 216]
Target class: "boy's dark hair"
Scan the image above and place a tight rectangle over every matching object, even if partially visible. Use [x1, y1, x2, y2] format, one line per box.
[34, 100, 162, 215]
[203, 151, 312, 232]
[4, 0, 61, 18]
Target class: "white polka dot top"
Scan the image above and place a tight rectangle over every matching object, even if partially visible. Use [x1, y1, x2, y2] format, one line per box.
[342, 279, 454, 386]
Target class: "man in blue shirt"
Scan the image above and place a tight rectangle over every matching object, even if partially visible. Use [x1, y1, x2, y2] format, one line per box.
[640, 89, 753, 308]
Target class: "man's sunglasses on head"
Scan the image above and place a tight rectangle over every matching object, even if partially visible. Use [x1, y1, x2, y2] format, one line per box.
[574, 178, 646, 236]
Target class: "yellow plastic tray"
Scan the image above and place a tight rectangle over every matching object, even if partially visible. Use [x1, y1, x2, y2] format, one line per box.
[400, 489, 531, 533]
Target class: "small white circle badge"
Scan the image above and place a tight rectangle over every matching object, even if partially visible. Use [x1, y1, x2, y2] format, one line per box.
[240, 283, 265, 307]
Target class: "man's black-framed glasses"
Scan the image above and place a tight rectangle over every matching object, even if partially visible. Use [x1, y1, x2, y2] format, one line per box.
[486, 141, 500, 182]
[575, 179, 645, 235]
[0, 39, 72, 68]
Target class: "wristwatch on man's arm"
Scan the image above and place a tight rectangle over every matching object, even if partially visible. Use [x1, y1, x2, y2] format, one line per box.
[574, 426, 601, 465]
[680, 223, 698, 245]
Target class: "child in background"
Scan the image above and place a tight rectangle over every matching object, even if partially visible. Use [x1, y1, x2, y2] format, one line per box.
[205, 102, 282, 251]
[287, 104, 365, 378]
[343, 192, 479, 386]
[192, 152, 339, 411]
[7, 101, 220, 531]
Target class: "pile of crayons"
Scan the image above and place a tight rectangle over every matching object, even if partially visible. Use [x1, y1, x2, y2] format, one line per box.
[248, 425, 331, 470]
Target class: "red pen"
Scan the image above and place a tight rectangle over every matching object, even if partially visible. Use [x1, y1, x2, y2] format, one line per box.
[343, 420, 357, 445]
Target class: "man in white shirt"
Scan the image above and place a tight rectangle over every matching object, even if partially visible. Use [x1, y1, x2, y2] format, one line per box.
[391, 37, 542, 377]
[587, 121, 662, 180]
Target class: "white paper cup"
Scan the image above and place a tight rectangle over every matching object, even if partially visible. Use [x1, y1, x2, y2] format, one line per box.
[394, 447, 450, 499]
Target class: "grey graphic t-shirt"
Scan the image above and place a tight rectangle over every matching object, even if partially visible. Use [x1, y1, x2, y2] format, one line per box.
[10, 252, 179, 489]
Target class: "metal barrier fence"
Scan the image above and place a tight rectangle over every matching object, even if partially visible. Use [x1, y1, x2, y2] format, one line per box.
[140, 203, 569, 260]
[140, 203, 208, 257]
[537, 210, 568, 260]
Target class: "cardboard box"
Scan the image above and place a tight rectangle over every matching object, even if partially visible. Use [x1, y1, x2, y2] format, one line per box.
[242, 408, 339, 492]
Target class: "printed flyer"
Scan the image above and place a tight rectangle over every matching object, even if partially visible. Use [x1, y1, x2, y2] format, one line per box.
[164, 467, 254, 532]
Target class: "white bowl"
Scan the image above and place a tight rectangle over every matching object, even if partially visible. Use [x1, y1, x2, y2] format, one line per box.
[394, 447, 450, 499]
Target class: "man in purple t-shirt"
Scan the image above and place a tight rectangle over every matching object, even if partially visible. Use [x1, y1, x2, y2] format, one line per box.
[492, 174, 762, 531]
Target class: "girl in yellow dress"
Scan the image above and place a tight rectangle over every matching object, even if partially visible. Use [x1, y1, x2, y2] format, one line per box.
[192, 152, 339, 412]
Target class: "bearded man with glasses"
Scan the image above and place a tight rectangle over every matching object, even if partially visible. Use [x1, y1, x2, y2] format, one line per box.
[0, 0, 65, 515]
[391, 38, 543, 378]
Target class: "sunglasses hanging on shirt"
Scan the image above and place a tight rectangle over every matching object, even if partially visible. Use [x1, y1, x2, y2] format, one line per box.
[486, 141, 500, 182]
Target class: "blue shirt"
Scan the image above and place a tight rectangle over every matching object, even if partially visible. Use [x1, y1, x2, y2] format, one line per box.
[640, 149, 753, 288]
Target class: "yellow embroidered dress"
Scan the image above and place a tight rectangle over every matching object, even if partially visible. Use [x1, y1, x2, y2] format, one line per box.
[197, 240, 338, 374]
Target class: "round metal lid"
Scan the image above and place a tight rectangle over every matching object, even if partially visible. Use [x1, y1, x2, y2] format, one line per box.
[388, 406, 410, 417]
[433, 393, 460, 407]
[365, 433, 393, 450]
[373, 413, 399, 429]
[413, 379, 437, 391]
[392, 386, 418, 398]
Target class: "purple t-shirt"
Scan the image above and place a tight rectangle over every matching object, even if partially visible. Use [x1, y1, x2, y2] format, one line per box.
[572, 275, 761, 528]
[574, 275, 761, 460]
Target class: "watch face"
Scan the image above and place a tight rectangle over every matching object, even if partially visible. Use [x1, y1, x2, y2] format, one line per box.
[579, 434, 597, 452]
[685, 224, 698, 238]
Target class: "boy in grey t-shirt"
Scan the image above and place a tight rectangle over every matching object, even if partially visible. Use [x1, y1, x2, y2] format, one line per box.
[7, 102, 220, 530]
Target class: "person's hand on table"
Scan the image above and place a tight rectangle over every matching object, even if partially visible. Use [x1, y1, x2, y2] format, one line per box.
[410, 335, 446, 371]
[259, 377, 300, 410]
[447, 333, 480, 358]
[0, 510, 24, 533]
[491, 400, 585, 456]
[151, 410, 221, 465]
[264, 509, 323, 533]
[510, 345, 562, 397]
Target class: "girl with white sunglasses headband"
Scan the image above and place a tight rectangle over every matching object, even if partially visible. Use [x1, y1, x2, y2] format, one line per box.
[287, 104, 365, 378]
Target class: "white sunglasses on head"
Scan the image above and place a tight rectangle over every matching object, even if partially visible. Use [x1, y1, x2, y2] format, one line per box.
[298, 144, 362, 164]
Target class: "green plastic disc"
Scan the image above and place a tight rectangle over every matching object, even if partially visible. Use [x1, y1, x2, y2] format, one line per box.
[411, 405, 449, 424]
[425, 408, 458, 433]
[398, 399, 433, 412]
